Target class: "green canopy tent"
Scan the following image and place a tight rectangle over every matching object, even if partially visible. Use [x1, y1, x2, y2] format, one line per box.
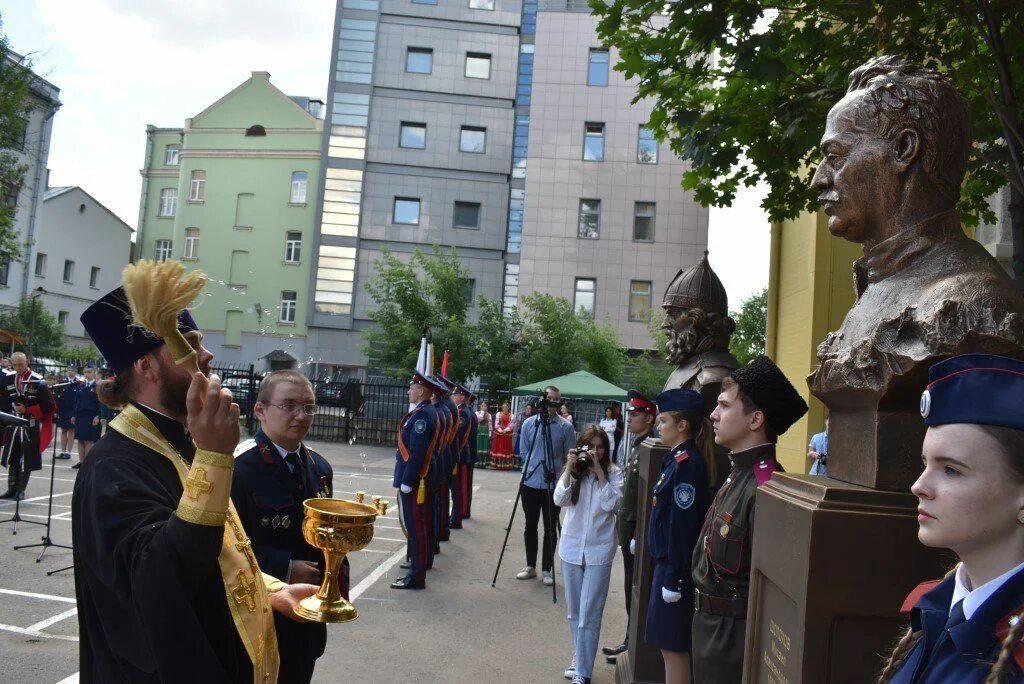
[513, 370, 627, 401]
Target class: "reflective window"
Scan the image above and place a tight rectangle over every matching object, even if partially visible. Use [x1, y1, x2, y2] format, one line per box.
[469, 0, 495, 8]
[638, 126, 658, 164]
[629, 281, 652, 321]
[159, 188, 177, 217]
[633, 202, 655, 241]
[465, 53, 491, 79]
[315, 245, 357, 316]
[285, 231, 301, 263]
[164, 144, 180, 166]
[574, 278, 596, 318]
[453, 201, 481, 229]
[460, 126, 486, 153]
[184, 228, 200, 259]
[291, 171, 308, 203]
[406, 47, 433, 74]
[588, 48, 609, 86]
[154, 240, 173, 262]
[583, 122, 605, 161]
[502, 263, 519, 313]
[400, 122, 427, 149]
[280, 291, 297, 324]
[578, 199, 600, 239]
[189, 170, 206, 202]
[394, 197, 421, 225]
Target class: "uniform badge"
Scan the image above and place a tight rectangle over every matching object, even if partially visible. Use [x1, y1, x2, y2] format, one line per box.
[674, 483, 695, 510]
[282, 515, 291, 529]
[260, 516, 270, 528]
[272, 515, 281, 529]
[920, 389, 931, 418]
[719, 523, 730, 537]
[414, 419, 427, 434]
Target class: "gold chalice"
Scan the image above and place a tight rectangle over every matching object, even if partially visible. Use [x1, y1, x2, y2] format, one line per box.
[295, 493, 388, 623]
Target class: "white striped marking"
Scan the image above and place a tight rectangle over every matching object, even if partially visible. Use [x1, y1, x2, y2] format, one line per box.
[0, 587, 76, 604]
[349, 546, 407, 599]
[27, 607, 78, 632]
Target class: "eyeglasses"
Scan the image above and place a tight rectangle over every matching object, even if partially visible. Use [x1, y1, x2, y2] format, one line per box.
[267, 403, 319, 416]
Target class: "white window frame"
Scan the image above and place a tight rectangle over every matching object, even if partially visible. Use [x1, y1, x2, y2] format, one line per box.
[159, 188, 177, 217]
[34, 252, 46, 277]
[574, 278, 596, 318]
[290, 171, 308, 203]
[459, 126, 487, 153]
[184, 228, 200, 259]
[628, 280, 653, 321]
[155, 240, 173, 262]
[280, 291, 297, 323]
[285, 231, 302, 263]
[465, 53, 491, 79]
[189, 170, 206, 202]
[165, 144, 181, 166]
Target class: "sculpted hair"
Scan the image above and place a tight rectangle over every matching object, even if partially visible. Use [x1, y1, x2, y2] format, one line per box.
[256, 369, 313, 404]
[846, 55, 970, 204]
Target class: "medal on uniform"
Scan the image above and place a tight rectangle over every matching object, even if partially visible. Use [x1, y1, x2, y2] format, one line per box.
[282, 515, 291, 529]
[260, 516, 270, 528]
[719, 523, 730, 536]
[272, 515, 281, 529]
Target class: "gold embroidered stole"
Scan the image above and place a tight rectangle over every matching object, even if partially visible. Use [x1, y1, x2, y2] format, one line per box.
[110, 405, 280, 684]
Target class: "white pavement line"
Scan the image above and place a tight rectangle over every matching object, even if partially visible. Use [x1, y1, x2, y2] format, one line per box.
[360, 548, 390, 554]
[0, 588, 77, 604]
[4, 511, 70, 524]
[349, 546, 407, 600]
[372, 536, 406, 543]
[52, 511, 74, 520]
[56, 674, 79, 684]
[26, 607, 78, 632]
[0, 623, 79, 642]
[20, 491, 74, 504]
[0, 500, 71, 509]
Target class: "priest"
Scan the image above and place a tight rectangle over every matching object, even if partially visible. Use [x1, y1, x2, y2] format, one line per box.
[72, 285, 318, 684]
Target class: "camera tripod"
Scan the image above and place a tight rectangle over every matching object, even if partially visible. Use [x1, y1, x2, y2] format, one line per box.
[0, 421, 47, 535]
[492, 399, 561, 604]
[14, 433, 74, 574]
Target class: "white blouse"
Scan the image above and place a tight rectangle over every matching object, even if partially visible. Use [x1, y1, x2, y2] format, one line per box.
[554, 464, 624, 566]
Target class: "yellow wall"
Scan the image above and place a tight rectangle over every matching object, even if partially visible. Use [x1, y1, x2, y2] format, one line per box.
[766, 210, 860, 473]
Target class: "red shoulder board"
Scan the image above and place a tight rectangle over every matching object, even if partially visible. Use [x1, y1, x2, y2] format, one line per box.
[754, 458, 777, 487]
[996, 607, 1024, 671]
[674, 450, 691, 464]
[900, 580, 941, 614]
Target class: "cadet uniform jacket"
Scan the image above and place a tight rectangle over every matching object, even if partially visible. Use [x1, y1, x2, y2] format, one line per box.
[690, 443, 780, 684]
[615, 431, 649, 549]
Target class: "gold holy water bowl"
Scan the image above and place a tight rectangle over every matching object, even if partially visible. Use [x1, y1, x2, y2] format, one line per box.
[294, 492, 388, 623]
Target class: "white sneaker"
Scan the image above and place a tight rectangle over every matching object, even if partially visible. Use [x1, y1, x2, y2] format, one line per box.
[563, 653, 576, 679]
[571, 676, 587, 684]
[542, 570, 554, 586]
[516, 566, 536, 580]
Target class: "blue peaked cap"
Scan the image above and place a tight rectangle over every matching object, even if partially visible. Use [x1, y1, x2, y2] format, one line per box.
[921, 354, 1024, 431]
[656, 388, 705, 414]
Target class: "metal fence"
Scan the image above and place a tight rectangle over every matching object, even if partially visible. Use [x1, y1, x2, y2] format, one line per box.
[307, 376, 409, 445]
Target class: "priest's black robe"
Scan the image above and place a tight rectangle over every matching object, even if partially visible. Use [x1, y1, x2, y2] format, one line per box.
[72, 403, 253, 683]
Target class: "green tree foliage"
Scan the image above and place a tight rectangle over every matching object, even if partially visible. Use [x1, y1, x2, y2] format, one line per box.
[362, 246, 477, 381]
[0, 16, 34, 263]
[0, 296, 66, 358]
[591, 2, 1024, 282]
[472, 297, 525, 392]
[729, 288, 767, 366]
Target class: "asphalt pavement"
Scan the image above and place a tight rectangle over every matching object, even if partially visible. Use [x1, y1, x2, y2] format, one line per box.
[0, 440, 629, 683]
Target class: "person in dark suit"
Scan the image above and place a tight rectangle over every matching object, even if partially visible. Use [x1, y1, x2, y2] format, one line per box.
[55, 365, 79, 459]
[232, 369, 334, 684]
[72, 365, 102, 469]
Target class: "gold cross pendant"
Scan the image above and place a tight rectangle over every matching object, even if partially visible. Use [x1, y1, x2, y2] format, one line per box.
[184, 467, 214, 501]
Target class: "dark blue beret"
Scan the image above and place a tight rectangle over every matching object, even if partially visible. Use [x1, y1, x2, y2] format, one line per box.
[921, 354, 1024, 431]
[656, 388, 705, 414]
[80, 286, 198, 374]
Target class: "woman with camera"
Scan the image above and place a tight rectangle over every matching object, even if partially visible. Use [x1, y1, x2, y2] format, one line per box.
[554, 425, 625, 684]
[645, 388, 714, 684]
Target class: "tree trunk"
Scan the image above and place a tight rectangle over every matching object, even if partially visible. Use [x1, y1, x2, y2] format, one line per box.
[1011, 182, 1024, 292]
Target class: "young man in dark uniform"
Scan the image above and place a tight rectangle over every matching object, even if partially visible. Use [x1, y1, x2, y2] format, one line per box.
[73, 287, 318, 683]
[392, 371, 443, 590]
[0, 352, 54, 500]
[232, 370, 335, 684]
[462, 388, 479, 518]
[448, 383, 474, 529]
[690, 355, 808, 684]
[603, 389, 657, 662]
[72, 365, 102, 468]
[55, 365, 79, 459]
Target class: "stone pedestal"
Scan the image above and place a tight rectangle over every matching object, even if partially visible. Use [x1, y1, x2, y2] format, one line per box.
[743, 474, 953, 683]
[616, 437, 666, 684]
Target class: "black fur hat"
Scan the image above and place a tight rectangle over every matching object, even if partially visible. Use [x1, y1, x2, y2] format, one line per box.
[729, 355, 808, 436]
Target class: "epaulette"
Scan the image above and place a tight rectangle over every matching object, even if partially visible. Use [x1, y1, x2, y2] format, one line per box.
[674, 450, 691, 464]
[995, 607, 1024, 671]
[900, 580, 941, 614]
[754, 458, 777, 487]
[233, 438, 257, 458]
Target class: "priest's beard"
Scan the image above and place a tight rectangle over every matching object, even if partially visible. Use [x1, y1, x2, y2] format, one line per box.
[156, 360, 192, 419]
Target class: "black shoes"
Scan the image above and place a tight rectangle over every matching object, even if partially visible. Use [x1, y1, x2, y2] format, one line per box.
[56, 452, 71, 460]
[602, 640, 628, 657]
[390, 577, 425, 590]
[0, 488, 16, 500]
[71, 463, 81, 470]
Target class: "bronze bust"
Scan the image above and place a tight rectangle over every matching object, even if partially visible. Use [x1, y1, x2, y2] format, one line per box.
[661, 251, 739, 403]
[808, 56, 1024, 490]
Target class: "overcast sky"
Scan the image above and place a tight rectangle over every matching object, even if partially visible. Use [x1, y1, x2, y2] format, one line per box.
[4, 0, 770, 309]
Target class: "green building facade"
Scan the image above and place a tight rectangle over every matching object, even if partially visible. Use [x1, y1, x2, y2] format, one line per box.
[136, 71, 323, 367]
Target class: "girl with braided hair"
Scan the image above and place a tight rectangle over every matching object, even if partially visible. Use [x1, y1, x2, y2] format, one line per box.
[879, 354, 1024, 683]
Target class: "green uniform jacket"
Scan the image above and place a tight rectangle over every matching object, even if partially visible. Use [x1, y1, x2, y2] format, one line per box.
[690, 443, 779, 684]
[615, 432, 649, 548]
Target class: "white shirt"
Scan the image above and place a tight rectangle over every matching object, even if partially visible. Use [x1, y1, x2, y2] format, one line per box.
[950, 560, 1024, 620]
[554, 464, 624, 566]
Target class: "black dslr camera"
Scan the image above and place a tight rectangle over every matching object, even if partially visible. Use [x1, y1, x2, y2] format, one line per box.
[572, 445, 593, 478]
